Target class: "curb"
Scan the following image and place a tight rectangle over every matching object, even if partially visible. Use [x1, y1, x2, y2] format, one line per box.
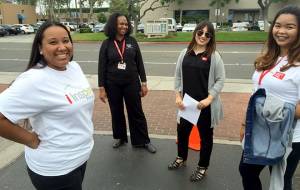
[0, 138, 24, 170]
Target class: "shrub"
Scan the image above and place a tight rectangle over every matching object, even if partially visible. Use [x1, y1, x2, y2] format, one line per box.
[79, 28, 92, 33]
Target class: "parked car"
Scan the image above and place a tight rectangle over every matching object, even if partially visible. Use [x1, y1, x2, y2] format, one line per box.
[92, 23, 105, 33]
[1, 25, 20, 35]
[182, 23, 197, 32]
[36, 21, 45, 26]
[176, 23, 183, 31]
[257, 20, 271, 31]
[30, 24, 40, 33]
[13, 24, 34, 34]
[231, 22, 249, 32]
[137, 23, 144, 33]
[0, 26, 6, 37]
[61, 22, 78, 31]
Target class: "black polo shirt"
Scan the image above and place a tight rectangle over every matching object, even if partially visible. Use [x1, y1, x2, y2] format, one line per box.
[182, 51, 211, 101]
[98, 36, 146, 87]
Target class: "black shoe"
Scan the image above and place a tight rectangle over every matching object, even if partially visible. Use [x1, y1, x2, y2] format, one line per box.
[144, 143, 157, 153]
[112, 139, 126, 148]
[190, 166, 207, 182]
[168, 157, 186, 170]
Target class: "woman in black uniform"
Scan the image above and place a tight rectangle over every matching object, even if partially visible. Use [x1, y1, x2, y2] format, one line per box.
[98, 13, 156, 153]
[168, 21, 225, 182]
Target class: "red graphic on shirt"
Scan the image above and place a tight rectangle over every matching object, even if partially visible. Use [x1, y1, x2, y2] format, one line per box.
[273, 72, 285, 80]
[202, 57, 208, 61]
[65, 95, 73, 104]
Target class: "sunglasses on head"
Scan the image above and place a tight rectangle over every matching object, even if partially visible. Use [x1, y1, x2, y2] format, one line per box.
[196, 30, 212, 38]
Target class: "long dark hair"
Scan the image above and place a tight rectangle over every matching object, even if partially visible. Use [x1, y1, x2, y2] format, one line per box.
[255, 5, 300, 71]
[187, 21, 216, 57]
[26, 21, 73, 71]
[104, 12, 132, 39]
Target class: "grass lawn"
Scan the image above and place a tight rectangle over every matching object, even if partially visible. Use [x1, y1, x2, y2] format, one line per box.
[72, 31, 268, 42]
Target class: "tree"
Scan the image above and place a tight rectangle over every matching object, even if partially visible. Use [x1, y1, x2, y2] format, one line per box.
[97, 12, 106, 23]
[109, 0, 128, 15]
[47, 0, 56, 21]
[257, 0, 286, 31]
[87, 0, 104, 23]
[78, 0, 84, 23]
[130, 0, 183, 35]
[15, 0, 38, 5]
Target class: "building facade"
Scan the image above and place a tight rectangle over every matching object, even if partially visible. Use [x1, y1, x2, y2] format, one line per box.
[140, 0, 300, 25]
[0, 3, 37, 24]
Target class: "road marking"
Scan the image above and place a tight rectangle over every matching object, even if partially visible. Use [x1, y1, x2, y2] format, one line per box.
[0, 59, 253, 66]
[0, 58, 28, 61]
[0, 47, 260, 54]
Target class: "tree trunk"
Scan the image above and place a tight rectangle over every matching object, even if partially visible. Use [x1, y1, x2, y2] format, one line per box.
[179, 9, 182, 24]
[67, 0, 71, 21]
[79, 0, 83, 24]
[48, 0, 55, 21]
[263, 7, 269, 32]
[88, 9, 93, 23]
[258, 0, 271, 32]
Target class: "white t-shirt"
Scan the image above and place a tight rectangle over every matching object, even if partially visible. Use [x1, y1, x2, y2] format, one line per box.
[0, 61, 95, 176]
[252, 56, 300, 142]
[293, 121, 300, 142]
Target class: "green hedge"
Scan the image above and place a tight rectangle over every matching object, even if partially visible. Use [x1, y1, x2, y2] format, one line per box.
[79, 28, 92, 33]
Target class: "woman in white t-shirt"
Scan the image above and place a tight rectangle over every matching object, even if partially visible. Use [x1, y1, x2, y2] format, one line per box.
[239, 5, 300, 190]
[284, 107, 300, 190]
[0, 21, 94, 190]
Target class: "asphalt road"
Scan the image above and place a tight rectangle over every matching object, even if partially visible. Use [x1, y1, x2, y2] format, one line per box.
[0, 40, 262, 79]
[0, 135, 270, 190]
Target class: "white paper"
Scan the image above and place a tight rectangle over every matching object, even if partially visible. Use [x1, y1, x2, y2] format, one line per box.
[178, 94, 201, 125]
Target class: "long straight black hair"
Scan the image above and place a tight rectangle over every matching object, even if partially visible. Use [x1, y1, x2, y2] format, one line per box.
[26, 21, 73, 71]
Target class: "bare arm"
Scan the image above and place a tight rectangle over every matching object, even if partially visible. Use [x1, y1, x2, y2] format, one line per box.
[0, 113, 39, 149]
[175, 91, 185, 110]
[295, 103, 300, 119]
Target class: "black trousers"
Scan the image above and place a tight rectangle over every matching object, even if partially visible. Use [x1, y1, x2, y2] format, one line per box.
[284, 142, 300, 190]
[177, 106, 213, 167]
[106, 79, 150, 146]
[27, 162, 87, 190]
[239, 154, 266, 190]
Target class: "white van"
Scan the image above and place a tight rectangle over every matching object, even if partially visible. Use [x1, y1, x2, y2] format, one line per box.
[159, 18, 177, 32]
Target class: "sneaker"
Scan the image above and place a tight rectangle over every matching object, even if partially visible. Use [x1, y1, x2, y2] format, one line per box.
[112, 139, 126, 148]
[144, 143, 157, 153]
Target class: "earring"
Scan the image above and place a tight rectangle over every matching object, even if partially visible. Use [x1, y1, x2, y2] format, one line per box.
[40, 51, 43, 55]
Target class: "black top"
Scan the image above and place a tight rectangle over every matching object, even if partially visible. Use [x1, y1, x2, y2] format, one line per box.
[182, 51, 211, 101]
[98, 36, 147, 87]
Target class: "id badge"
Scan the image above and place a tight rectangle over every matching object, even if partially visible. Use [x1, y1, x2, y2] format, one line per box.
[117, 62, 126, 70]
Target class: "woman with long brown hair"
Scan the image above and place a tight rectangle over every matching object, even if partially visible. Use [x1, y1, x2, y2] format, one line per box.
[168, 21, 225, 182]
[239, 5, 300, 190]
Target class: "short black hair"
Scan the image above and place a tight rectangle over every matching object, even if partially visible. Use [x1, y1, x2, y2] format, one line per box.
[104, 13, 132, 39]
[26, 21, 73, 71]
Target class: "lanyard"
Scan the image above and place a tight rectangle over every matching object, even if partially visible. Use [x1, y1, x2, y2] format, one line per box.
[258, 57, 285, 85]
[114, 40, 126, 62]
